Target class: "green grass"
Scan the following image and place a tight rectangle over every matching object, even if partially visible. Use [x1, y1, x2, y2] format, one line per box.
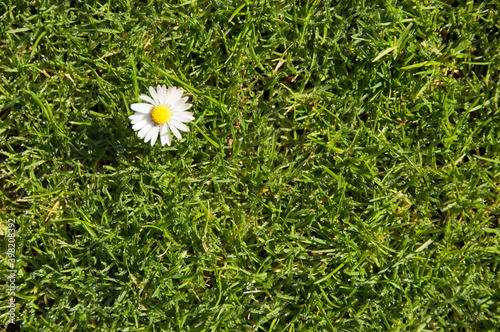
[1, 0, 500, 330]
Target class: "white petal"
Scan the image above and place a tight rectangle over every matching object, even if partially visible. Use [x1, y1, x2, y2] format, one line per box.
[129, 114, 148, 124]
[139, 94, 156, 106]
[160, 85, 168, 105]
[168, 122, 182, 140]
[177, 103, 193, 112]
[156, 85, 165, 105]
[172, 111, 195, 122]
[160, 123, 169, 136]
[149, 86, 160, 105]
[137, 123, 153, 139]
[172, 115, 194, 123]
[160, 133, 172, 146]
[132, 119, 148, 131]
[166, 87, 183, 106]
[172, 87, 183, 101]
[129, 113, 147, 121]
[171, 97, 189, 108]
[179, 111, 194, 118]
[131, 103, 153, 113]
[129, 115, 148, 125]
[143, 128, 154, 143]
[146, 126, 159, 145]
[170, 97, 192, 111]
[169, 119, 190, 132]
[165, 87, 175, 102]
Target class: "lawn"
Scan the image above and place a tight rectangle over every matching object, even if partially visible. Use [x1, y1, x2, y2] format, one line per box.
[1, 0, 499, 330]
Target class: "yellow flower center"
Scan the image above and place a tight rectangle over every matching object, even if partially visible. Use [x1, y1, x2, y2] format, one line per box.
[151, 105, 171, 125]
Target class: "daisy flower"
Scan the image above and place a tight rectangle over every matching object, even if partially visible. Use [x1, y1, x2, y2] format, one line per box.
[129, 85, 194, 146]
